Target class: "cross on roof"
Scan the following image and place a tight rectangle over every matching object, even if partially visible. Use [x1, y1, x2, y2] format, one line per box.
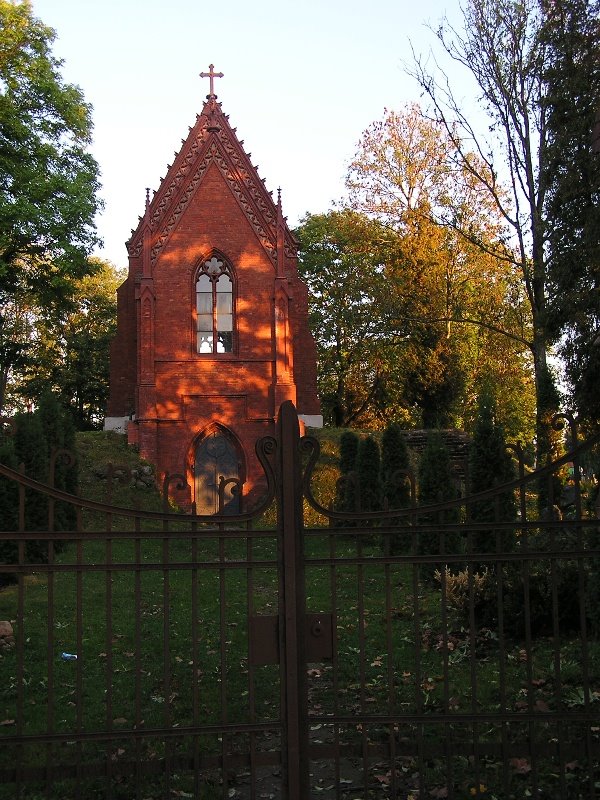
[200, 64, 224, 98]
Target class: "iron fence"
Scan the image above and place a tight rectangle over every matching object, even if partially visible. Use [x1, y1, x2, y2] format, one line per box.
[0, 402, 599, 799]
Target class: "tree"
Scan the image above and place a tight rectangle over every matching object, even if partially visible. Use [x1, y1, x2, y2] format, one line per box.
[357, 435, 381, 514]
[346, 105, 536, 437]
[0, 392, 77, 585]
[295, 210, 390, 427]
[335, 429, 360, 518]
[542, 0, 600, 423]
[417, 431, 461, 579]
[468, 384, 516, 557]
[0, 0, 102, 413]
[21, 259, 123, 428]
[407, 0, 563, 460]
[381, 421, 412, 553]
[380, 422, 411, 511]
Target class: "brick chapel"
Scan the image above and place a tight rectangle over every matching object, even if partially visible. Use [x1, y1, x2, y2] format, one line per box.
[105, 66, 321, 512]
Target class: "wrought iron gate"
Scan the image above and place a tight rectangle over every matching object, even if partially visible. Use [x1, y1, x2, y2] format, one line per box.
[0, 401, 599, 799]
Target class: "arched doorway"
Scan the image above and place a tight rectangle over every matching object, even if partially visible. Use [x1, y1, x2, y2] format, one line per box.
[194, 428, 243, 514]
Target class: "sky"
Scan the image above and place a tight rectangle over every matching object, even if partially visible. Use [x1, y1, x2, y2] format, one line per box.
[32, 0, 466, 268]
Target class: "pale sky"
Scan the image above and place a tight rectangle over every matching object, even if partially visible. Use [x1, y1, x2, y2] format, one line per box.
[31, 0, 465, 268]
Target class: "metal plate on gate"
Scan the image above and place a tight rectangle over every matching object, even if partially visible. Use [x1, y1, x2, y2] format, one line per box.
[249, 615, 279, 665]
[305, 613, 333, 662]
[249, 613, 333, 665]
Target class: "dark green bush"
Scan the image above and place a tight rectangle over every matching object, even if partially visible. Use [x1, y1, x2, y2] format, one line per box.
[380, 422, 411, 553]
[468, 385, 517, 565]
[0, 394, 78, 585]
[417, 431, 461, 580]
[357, 435, 381, 514]
[334, 430, 359, 523]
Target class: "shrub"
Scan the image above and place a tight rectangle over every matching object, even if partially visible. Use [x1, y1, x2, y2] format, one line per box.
[381, 422, 411, 553]
[357, 435, 381, 514]
[468, 385, 517, 563]
[0, 394, 79, 585]
[380, 422, 411, 510]
[417, 432, 461, 580]
[434, 566, 490, 611]
[334, 430, 359, 520]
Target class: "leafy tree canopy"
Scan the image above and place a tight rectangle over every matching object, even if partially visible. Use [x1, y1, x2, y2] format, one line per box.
[0, 0, 101, 304]
[6, 258, 124, 428]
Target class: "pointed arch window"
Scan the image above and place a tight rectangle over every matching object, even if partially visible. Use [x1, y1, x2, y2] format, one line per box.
[196, 256, 234, 354]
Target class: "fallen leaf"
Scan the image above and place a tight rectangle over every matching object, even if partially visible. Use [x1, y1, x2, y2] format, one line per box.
[510, 757, 532, 774]
[430, 787, 448, 798]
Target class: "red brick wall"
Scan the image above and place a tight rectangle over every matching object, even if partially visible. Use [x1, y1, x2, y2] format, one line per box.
[106, 101, 320, 510]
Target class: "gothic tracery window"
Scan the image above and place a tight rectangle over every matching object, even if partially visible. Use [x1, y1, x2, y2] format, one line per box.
[195, 256, 233, 354]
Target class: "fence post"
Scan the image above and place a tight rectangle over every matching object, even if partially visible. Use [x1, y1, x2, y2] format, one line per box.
[277, 401, 309, 799]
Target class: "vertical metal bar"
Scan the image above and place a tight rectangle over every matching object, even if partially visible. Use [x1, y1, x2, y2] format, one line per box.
[75, 507, 84, 799]
[439, 550, 453, 798]
[466, 504, 481, 796]
[16, 467, 25, 800]
[384, 534, 398, 798]
[329, 530, 341, 799]
[277, 401, 308, 799]
[412, 508, 424, 798]
[246, 524, 257, 800]
[219, 529, 228, 798]
[46, 483, 55, 798]
[548, 472, 567, 797]
[134, 514, 142, 799]
[162, 517, 172, 796]
[571, 445, 595, 798]
[191, 515, 200, 798]
[105, 507, 114, 800]
[494, 496, 509, 798]
[515, 447, 539, 796]
[356, 535, 369, 794]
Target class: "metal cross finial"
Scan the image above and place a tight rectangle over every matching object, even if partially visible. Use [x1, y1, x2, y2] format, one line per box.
[200, 64, 224, 98]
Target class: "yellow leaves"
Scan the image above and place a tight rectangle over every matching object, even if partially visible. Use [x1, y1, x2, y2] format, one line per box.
[469, 784, 487, 796]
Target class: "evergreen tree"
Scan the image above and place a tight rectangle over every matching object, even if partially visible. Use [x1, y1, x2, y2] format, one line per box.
[335, 430, 359, 519]
[542, 0, 600, 424]
[339, 430, 359, 476]
[381, 422, 411, 552]
[417, 431, 461, 579]
[468, 385, 517, 558]
[357, 435, 381, 514]
[0, 393, 79, 584]
[13, 409, 48, 533]
[380, 422, 411, 510]
[535, 365, 563, 512]
[38, 390, 77, 531]
[0, 433, 18, 586]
